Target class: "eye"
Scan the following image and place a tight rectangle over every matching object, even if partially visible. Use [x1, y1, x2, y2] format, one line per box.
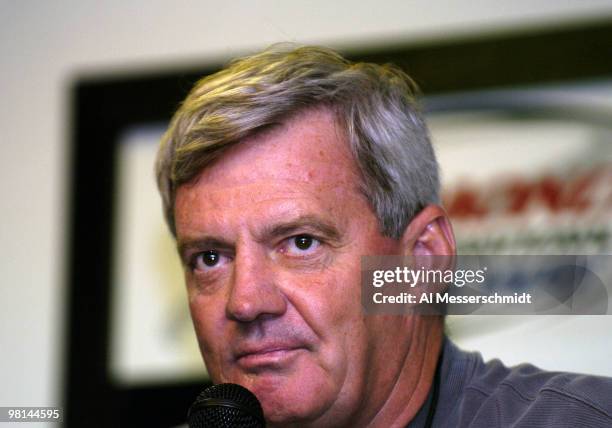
[294, 235, 315, 250]
[192, 250, 228, 271]
[285, 234, 321, 255]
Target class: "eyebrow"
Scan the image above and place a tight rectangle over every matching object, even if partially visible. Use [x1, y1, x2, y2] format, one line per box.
[176, 215, 343, 263]
[258, 214, 342, 243]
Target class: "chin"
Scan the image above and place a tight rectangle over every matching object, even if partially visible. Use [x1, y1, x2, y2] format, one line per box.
[260, 396, 325, 428]
[243, 372, 336, 427]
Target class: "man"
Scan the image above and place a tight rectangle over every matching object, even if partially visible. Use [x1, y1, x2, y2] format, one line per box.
[156, 46, 612, 427]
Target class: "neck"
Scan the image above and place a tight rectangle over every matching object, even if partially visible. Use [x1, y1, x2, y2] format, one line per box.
[366, 316, 444, 428]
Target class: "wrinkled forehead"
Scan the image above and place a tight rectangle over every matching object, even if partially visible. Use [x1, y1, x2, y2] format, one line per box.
[186, 107, 361, 192]
[172, 107, 372, 238]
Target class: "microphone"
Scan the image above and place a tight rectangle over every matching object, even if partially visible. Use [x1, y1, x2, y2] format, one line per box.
[187, 383, 266, 428]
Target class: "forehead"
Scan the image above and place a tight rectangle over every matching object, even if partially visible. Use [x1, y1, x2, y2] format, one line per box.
[174, 108, 366, 229]
[206, 107, 357, 185]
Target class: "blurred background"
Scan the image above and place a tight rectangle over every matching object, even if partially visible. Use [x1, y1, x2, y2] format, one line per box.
[2, 1, 612, 426]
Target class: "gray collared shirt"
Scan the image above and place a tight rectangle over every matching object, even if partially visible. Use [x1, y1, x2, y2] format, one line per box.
[409, 338, 612, 427]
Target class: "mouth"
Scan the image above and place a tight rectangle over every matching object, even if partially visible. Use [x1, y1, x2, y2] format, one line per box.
[234, 345, 306, 370]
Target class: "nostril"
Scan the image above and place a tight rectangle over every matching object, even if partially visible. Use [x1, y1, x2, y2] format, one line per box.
[226, 282, 288, 323]
[227, 300, 259, 323]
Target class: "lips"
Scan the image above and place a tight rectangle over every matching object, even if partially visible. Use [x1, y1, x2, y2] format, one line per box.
[234, 342, 306, 369]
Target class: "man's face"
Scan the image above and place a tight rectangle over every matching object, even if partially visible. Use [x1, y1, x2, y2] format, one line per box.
[175, 108, 415, 426]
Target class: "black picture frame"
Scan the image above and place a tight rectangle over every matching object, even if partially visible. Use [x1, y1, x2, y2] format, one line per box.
[64, 20, 612, 427]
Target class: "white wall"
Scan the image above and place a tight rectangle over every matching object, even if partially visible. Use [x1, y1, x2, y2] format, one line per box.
[1, 0, 612, 410]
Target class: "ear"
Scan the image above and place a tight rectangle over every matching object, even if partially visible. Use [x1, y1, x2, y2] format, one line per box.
[401, 205, 456, 257]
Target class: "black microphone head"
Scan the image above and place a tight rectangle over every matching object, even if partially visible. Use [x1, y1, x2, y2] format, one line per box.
[187, 383, 265, 428]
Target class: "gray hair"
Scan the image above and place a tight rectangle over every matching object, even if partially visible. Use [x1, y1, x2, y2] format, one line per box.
[156, 44, 439, 239]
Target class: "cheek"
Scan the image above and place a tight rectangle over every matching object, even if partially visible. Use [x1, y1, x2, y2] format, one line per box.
[290, 263, 360, 324]
[188, 295, 228, 381]
[288, 260, 366, 361]
[325, 260, 364, 319]
[295, 265, 373, 411]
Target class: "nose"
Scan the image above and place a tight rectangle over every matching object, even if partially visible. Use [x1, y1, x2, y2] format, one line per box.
[226, 247, 287, 323]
